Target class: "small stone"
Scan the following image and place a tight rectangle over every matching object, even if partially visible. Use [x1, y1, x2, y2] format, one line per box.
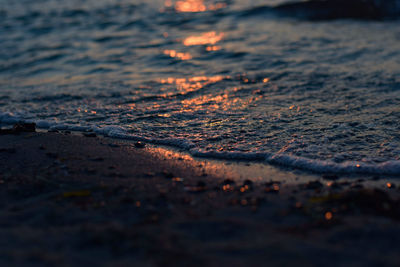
[134, 141, 145, 148]
[386, 182, 396, 189]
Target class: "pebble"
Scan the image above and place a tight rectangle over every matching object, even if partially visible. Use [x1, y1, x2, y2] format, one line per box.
[134, 141, 145, 148]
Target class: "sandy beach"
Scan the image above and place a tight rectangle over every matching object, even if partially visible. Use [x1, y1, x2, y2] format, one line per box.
[0, 126, 399, 266]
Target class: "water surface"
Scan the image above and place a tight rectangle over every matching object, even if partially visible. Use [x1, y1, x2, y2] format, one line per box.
[1, 0, 400, 174]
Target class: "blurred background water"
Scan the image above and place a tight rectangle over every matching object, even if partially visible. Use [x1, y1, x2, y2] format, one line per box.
[1, 0, 400, 172]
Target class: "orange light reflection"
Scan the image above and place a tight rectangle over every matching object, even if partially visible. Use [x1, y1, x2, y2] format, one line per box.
[206, 46, 221, 51]
[163, 49, 192, 60]
[160, 75, 226, 94]
[173, 0, 226, 13]
[180, 91, 263, 113]
[183, 32, 224, 46]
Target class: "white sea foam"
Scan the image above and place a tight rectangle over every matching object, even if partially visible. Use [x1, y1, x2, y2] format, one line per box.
[1, 112, 399, 175]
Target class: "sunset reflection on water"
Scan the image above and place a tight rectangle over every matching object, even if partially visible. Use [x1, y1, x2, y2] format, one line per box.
[166, 0, 227, 13]
[163, 49, 192, 60]
[160, 75, 226, 94]
[183, 32, 224, 46]
[180, 90, 263, 113]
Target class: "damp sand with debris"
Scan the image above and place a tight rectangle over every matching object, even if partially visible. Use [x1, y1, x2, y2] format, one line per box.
[0, 126, 399, 266]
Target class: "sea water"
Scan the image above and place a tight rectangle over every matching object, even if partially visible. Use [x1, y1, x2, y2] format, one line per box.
[1, 0, 400, 174]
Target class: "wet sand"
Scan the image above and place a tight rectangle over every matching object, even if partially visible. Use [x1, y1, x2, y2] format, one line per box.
[0, 129, 399, 266]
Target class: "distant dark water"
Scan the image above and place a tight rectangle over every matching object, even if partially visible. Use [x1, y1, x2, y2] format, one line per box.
[1, 0, 400, 174]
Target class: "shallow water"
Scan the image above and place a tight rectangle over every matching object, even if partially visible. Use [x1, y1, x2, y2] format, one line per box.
[1, 0, 400, 174]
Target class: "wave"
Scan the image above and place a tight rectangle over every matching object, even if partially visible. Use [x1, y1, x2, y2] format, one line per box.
[240, 0, 400, 21]
[2, 112, 400, 176]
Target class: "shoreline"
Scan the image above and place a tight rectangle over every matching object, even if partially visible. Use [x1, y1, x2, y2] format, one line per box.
[3, 113, 400, 176]
[0, 130, 399, 266]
